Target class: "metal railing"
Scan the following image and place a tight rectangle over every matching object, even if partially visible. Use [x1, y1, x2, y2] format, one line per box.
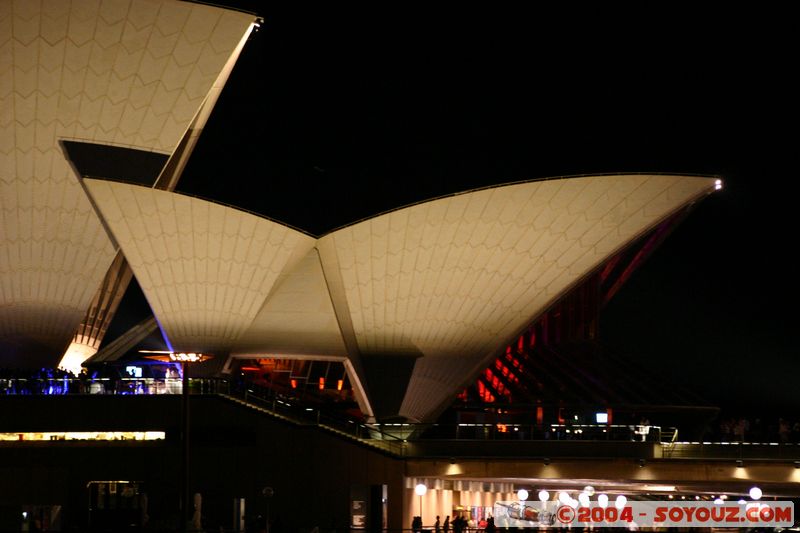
[229, 386, 408, 455]
[6, 377, 800, 461]
[0, 377, 231, 396]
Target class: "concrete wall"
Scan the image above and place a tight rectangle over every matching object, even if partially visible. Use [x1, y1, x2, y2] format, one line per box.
[0, 395, 405, 531]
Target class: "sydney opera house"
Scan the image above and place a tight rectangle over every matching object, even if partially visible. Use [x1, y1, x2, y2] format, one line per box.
[8, 1, 797, 532]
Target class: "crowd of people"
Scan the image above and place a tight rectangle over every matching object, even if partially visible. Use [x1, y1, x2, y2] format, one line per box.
[0, 367, 85, 394]
[713, 416, 800, 443]
[0, 366, 183, 395]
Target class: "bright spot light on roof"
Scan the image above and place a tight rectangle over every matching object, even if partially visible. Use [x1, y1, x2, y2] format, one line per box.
[715, 179, 723, 190]
[749, 486, 762, 500]
[714, 498, 723, 505]
[598, 494, 609, 508]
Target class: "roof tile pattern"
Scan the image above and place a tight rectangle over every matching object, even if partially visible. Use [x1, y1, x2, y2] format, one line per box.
[84, 180, 316, 352]
[0, 0, 254, 361]
[85, 173, 716, 421]
[317, 175, 715, 421]
[237, 248, 349, 357]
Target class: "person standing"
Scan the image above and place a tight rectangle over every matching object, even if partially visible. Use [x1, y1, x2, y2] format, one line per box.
[435, 516, 441, 533]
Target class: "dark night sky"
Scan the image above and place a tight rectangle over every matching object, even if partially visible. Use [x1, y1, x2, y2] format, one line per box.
[112, 8, 799, 412]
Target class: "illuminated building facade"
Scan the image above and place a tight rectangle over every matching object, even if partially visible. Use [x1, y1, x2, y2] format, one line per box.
[2, 2, 769, 531]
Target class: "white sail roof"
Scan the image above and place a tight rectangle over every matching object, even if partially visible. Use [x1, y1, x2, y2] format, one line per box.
[85, 174, 717, 421]
[0, 0, 255, 363]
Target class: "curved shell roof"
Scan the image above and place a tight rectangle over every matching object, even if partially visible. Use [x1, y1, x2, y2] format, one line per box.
[317, 174, 716, 421]
[84, 180, 323, 354]
[84, 174, 718, 421]
[0, 0, 255, 364]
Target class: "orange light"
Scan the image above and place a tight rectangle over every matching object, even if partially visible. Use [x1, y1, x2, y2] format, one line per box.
[169, 352, 206, 362]
[318, 377, 325, 390]
[290, 379, 297, 389]
[336, 379, 343, 391]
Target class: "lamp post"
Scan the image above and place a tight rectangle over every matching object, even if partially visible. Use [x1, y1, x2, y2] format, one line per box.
[538, 490, 549, 510]
[172, 352, 212, 533]
[615, 495, 627, 510]
[597, 494, 609, 509]
[415, 483, 427, 524]
[143, 351, 211, 533]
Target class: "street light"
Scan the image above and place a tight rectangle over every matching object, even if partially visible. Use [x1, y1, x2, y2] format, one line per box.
[538, 490, 549, 509]
[598, 494, 609, 509]
[615, 495, 627, 510]
[578, 492, 590, 508]
[415, 483, 427, 522]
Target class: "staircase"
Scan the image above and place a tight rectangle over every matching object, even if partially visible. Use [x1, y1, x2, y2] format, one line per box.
[218, 393, 405, 456]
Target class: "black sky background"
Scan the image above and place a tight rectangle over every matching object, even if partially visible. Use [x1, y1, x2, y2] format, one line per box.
[110, 8, 799, 412]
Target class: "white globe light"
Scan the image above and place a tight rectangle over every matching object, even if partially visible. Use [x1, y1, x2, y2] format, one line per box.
[737, 499, 747, 505]
[415, 483, 428, 496]
[517, 489, 529, 501]
[714, 498, 723, 505]
[597, 494, 609, 509]
[558, 491, 571, 505]
[615, 495, 627, 510]
[584, 485, 595, 496]
[749, 486, 762, 500]
[538, 490, 550, 503]
[569, 498, 579, 509]
[578, 493, 591, 507]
